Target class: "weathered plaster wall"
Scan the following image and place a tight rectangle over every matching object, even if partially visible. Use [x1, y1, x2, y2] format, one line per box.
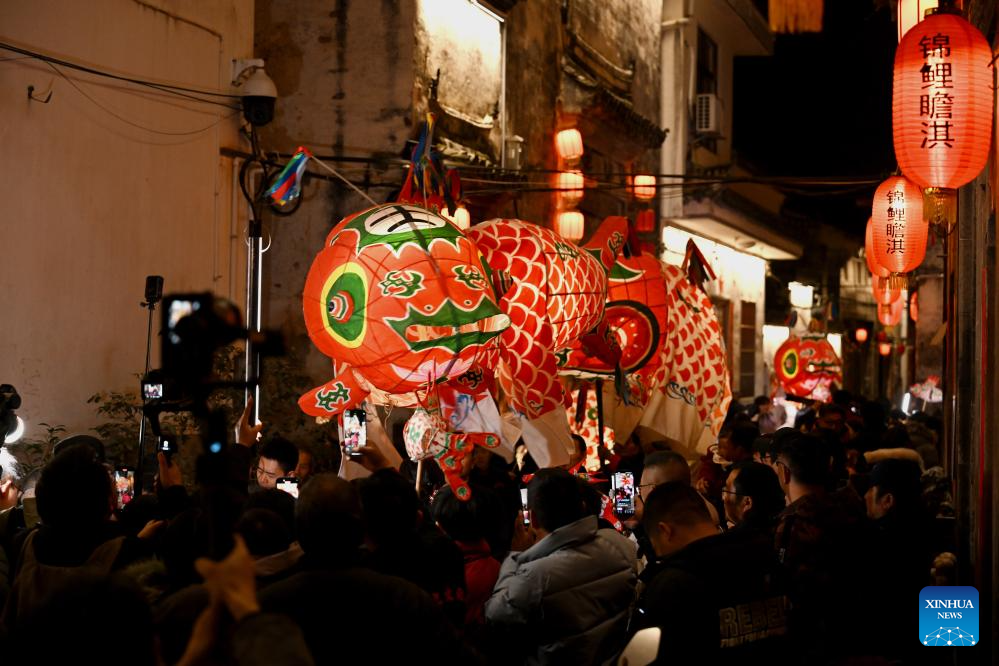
[253, 0, 417, 419]
[0, 0, 254, 437]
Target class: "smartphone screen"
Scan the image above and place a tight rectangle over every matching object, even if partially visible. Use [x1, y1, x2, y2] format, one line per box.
[158, 436, 177, 456]
[142, 382, 163, 400]
[114, 468, 135, 509]
[520, 487, 530, 526]
[612, 471, 636, 516]
[276, 477, 300, 499]
[342, 408, 367, 455]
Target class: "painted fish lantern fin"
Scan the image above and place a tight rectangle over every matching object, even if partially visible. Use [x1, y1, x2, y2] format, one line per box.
[583, 216, 630, 274]
[682, 239, 716, 293]
[298, 367, 369, 418]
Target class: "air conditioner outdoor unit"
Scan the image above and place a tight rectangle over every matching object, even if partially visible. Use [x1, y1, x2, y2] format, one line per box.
[695, 93, 721, 136]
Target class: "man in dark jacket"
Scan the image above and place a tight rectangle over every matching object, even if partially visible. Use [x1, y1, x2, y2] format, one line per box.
[636, 482, 788, 663]
[773, 432, 868, 661]
[485, 468, 637, 665]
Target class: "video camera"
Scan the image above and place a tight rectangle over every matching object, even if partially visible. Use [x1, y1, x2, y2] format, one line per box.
[141, 292, 283, 454]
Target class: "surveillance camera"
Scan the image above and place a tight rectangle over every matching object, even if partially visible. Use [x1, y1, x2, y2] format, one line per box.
[241, 67, 277, 127]
[233, 60, 278, 127]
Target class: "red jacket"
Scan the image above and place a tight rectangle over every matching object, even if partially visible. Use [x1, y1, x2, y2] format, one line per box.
[457, 539, 500, 626]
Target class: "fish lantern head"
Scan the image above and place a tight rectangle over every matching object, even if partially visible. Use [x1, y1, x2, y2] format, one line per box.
[303, 204, 510, 394]
[775, 334, 842, 402]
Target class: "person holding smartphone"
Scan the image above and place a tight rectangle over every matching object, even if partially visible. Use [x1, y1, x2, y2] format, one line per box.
[254, 437, 299, 490]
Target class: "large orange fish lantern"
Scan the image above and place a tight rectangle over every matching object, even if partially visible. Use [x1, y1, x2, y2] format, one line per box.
[467, 216, 628, 466]
[298, 203, 510, 417]
[774, 332, 842, 402]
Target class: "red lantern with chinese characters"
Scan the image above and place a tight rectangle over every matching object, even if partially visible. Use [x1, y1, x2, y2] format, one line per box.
[774, 332, 843, 402]
[555, 129, 584, 161]
[872, 275, 902, 305]
[865, 217, 889, 279]
[871, 176, 927, 276]
[894, 10, 992, 190]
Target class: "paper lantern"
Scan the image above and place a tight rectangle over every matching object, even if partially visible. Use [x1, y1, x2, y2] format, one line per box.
[879, 341, 893, 356]
[910, 290, 920, 322]
[774, 332, 843, 402]
[872, 275, 902, 305]
[894, 10, 992, 190]
[555, 128, 583, 161]
[557, 170, 584, 204]
[632, 175, 656, 201]
[897, 1, 940, 43]
[297, 203, 510, 417]
[871, 176, 927, 276]
[855, 327, 869, 344]
[635, 209, 656, 232]
[878, 298, 905, 326]
[865, 217, 889, 279]
[467, 217, 627, 422]
[557, 211, 584, 241]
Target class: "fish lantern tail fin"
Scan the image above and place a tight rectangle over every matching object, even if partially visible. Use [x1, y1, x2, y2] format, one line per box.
[298, 369, 369, 418]
[436, 432, 500, 501]
[583, 216, 630, 274]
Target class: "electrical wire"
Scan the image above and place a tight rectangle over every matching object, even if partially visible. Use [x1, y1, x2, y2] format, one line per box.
[0, 40, 242, 104]
[45, 61, 239, 136]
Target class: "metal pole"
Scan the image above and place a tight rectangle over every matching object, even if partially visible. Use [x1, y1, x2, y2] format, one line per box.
[136, 298, 157, 495]
[245, 208, 263, 423]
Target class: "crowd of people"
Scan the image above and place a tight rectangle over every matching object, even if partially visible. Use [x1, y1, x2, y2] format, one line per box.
[0, 391, 956, 665]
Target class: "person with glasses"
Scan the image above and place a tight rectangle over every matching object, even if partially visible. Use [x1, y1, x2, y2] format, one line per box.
[255, 437, 299, 490]
[721, 461, 785, 531]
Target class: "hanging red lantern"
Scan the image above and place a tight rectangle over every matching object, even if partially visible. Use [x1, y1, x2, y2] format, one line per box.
[555, 129, 584, 161]
[635, 209, 656, 232]
[872, 275, 902, 305]
[894, 9, 992, 191]
[878, 298, 905, 327]
[855, 327, 869, 344]
[910, 290, 920, 322]
[879, 341, 893, 356]
[865, 217, 889, 279]
[557, 211, 584, 241]
[631, 175, 656, 201]
[871, 176, 927, 279]
[556, 170, 584, 203]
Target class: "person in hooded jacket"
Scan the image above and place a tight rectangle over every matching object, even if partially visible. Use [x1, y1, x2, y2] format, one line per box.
[484, 468, 636, 665]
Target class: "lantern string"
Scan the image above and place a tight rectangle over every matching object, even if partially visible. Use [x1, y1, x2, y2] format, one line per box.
[307, 155, 378, 206]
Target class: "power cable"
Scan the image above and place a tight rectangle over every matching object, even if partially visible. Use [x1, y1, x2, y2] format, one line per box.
[0, 40, 242, 105]
[45, 61, 239, 136]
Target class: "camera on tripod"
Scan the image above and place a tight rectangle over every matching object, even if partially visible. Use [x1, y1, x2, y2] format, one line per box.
[141, 292, 283, 454]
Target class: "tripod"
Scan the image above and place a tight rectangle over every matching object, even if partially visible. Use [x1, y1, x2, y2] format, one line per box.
[136, 276, 163, 494]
